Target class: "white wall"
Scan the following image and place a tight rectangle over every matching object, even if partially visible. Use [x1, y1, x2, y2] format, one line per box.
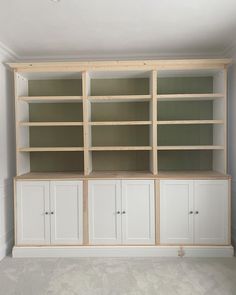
[0, 47, 16, 260]
[228, 52, 236, 245]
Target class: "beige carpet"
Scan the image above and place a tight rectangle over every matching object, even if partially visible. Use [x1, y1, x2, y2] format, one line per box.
[0, 256, 236, 295]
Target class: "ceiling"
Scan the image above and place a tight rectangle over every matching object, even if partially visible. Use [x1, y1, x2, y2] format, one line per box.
[0, 0, 236, 60]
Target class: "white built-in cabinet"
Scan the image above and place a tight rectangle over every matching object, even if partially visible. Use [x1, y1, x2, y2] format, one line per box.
[16, 178, 230, 248]
[16, 181, 50, 245]
[16, 181, 83, 245]
[160, 180, 229, 245]
[88, 180, 155, 245]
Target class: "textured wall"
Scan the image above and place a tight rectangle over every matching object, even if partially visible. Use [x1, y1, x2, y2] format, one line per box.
[228, 54, 236, 245]
[0, 48, 15, 260]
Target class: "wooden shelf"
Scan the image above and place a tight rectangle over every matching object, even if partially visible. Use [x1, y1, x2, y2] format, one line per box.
[15, 170, 230, 180]
[89, 121, 152, 126]
[157, 145, 224, 150]
[18, 147, 84, 152]
[156, 93, 224, 101]
[157, 120, 224, 125]
[19, 122, 84, 126]
[18, 96, 83, 103]
[157, 170, 230, 179]
[15, 172, 85, 180]
[88, 95, 151, 102]
[90, 146, 152, 151]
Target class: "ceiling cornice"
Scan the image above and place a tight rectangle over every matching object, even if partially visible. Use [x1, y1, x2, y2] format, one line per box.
[0, 40, 19, 60]
[0, 39, 235, 62]
[7, 48, 224, 62]
[222, 40, 236, 58]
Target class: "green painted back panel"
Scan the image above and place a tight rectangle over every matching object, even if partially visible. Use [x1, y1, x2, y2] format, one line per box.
[158, 151, 212, 171]
[92, 151, 150, 171]
[30, 152, 84, 172]
[29, 81, 83, 172]
[158, 101, 213, 120]
[28, 77, 215, 172]
[91, 78, 149, 95]
[29, 103, 83, 122]
[30, 126, 83, 147]
[29, 80, 82, 96]
[157, 77, 213, 94]
[92, 125, 149, 146]
[91, 102, 149, 121]
[158, 125, 213, 146]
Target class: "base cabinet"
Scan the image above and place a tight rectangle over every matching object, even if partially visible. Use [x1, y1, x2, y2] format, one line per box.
[160, 180, 194, 244]
[16, 178, 230, 249]
[16, 181, 83, 245]
[88, 180, 155, 245]
[160, 180, 229, 245]
[194, 180, 229, 244]
[50, 181, 83, 245]
[16, 181, 50, 245]
[88, 180, 122, 244]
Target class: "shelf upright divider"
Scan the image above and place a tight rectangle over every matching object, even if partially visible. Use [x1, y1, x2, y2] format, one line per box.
[212, 68, 227, 174]
[150, 70, 157, 175]
[82, 71, 92, 175]
[15, 72, 30, 175]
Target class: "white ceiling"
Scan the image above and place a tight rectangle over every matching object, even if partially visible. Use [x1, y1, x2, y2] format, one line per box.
[0, 0, 236, 60]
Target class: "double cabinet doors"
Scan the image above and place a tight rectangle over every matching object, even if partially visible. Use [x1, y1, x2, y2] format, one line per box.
[160, 180, 229, 245]
[88, 180, 155, 245]
[16, 181, 83, 245]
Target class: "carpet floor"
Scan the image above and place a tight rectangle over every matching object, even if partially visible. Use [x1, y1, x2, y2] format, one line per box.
[0, 256, 236, 295]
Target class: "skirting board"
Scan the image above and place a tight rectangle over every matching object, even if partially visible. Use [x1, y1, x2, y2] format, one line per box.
[0, 238, 14, 261]
[12, 245, 234, 258]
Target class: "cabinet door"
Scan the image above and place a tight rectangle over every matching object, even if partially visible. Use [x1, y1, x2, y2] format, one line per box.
[50, 181, 83, 245]
[194, 180, 229, 245]
[121, 180, 155, 245]
[16, 181, 50, 245]
[88, 180, 122, 244]
[160, 180, 194, 244]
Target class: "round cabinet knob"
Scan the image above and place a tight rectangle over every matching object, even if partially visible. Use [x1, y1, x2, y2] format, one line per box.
[195, 211, 199, 215]
[45, 212, 49, 215]
[189, 211, 193, 214]
[122, 211, 126, 214]
[51, 212, 54, 215]
[117, 211, 121, 214]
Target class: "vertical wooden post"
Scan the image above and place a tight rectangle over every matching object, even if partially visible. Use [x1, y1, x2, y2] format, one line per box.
[150, 70, 157, 174]
[82, 72, 92, 175]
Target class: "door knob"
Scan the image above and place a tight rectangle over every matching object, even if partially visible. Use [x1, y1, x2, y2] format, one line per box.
[45, 212, 49, 215]
[122, 211, 126, 214]
[195, 211, 199, 215]
[50, 211, 54, 215]
[189, 211, 193, 214]
[117, 211, 121, 214]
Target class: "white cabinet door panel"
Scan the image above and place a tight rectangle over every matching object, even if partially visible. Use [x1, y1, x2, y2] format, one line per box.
[50, 181, 83, 245]
[121, 180, 155, 244]
[160, 180, 194, 244]
[16, 181, 50, 245]
[194, 180, 229, 245]
[88, 180, 122, 244]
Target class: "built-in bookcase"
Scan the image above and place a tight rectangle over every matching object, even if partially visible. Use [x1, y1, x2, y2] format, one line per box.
[12, 60, 229, 176]
[156, 69, 226, 173]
